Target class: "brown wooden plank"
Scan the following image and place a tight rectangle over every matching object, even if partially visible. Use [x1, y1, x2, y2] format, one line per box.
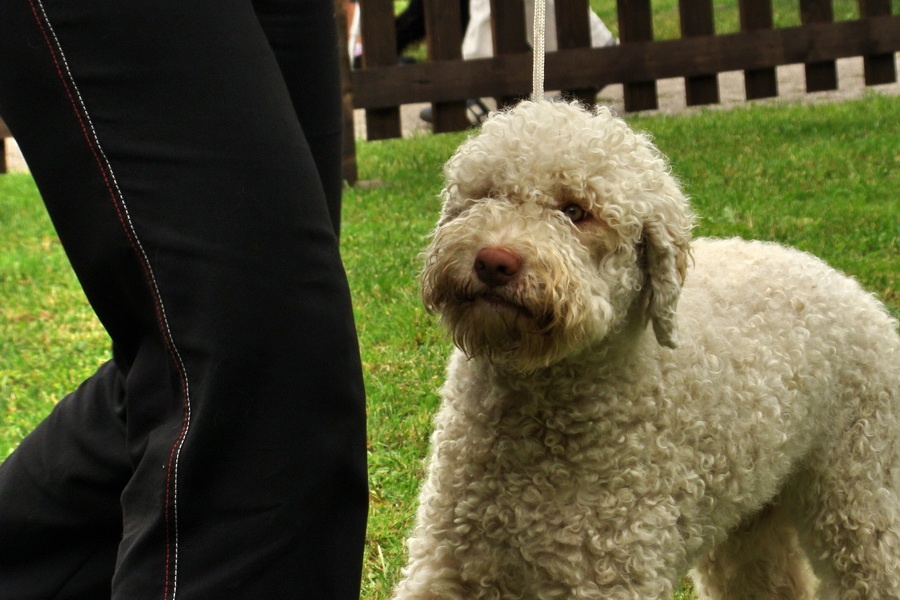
[491, 0, 529, 108]
[359, 0, 397, 67]
[336, 0, 358, 185]
[800, 0, 838, 92]
[739, 0, 778, 99]
[0, 118, 9, 174]
[859, 0, 897, 85]
[491, 0, 528, 55]
[424, 0, 468, 133]
[555, 0, 596, 105]
[350, 16, 900, 111]
[555, 0, 591, 48]
[359, 0, 401, 140]
[425, 0, 463, 58]
[617, 0, 658, 111]
[679, 0, 720, 106]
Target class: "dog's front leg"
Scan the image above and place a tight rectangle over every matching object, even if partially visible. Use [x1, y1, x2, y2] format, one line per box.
[393, 472, 690, 600]
[389, 493, 491, 600]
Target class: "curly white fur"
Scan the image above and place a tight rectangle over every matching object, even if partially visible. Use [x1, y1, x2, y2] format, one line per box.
[398, 100, 900, 599]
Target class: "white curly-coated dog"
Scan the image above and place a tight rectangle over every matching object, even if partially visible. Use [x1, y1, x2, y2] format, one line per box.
[393, 100, 900, 600]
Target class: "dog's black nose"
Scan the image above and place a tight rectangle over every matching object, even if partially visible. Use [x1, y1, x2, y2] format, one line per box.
[474, 247, 521, 287]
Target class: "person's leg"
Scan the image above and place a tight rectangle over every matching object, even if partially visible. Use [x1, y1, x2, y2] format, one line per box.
[254, 0, 345, 236]
[0, 360, 129, 600]
[588, 9, 617, 48]
[461, 0, 494, 60]
[0, 0, 367, 598]
[524, 0, 616, 53]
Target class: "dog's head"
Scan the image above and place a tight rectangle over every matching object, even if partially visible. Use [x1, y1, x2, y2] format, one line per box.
[421, 100, 693, 371]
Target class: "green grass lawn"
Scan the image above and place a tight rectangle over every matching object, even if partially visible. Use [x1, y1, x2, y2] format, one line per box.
[0, 176, 110, 455]
[1, 94, 898, 597]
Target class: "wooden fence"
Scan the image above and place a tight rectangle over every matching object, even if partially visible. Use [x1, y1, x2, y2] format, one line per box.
[344, 0, 899, 180]
[1, 1, 897, 175]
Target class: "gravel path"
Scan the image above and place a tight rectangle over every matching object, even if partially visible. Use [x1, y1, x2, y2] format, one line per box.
[4, 55, 897, 173]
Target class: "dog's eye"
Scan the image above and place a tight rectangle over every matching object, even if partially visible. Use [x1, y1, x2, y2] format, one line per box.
[562, 204, 589, 223]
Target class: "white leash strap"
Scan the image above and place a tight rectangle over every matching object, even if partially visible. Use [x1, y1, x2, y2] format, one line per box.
[532, 0, 546, 101]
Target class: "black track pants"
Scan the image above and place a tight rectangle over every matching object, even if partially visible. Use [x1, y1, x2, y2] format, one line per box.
[0, 0, 368, 598]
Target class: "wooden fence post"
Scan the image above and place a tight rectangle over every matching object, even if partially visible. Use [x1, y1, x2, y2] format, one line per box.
[555, 0, 596, 105]
[617, 0, 659, 111]
[491, 0, 530, 109]
[739, 0, 778, 99]
[424, 0, 469, 132]
[0, 134, 7, 174]
[679, 0, 720, 106]
[859, 0, 898, 85]
[360, 0, 402, 139]
[336, 0, 357, 186]
[800, 0, 838, 91]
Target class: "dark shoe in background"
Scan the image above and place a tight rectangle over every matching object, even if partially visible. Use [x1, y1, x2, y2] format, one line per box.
[419, 98, 490, 125]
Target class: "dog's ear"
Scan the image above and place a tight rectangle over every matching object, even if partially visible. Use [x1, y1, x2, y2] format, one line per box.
[437, 183, 494, 229]
[435, 184, 457, 227]
[641, 219, 691, 348]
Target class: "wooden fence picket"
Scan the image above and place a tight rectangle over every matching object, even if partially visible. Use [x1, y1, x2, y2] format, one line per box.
[617, 0, 659, 111]
[679, 0, 720, 106]
[739, 0, 779, 99]
[860, 0, 897, 84]
[801, 0, 839, 92]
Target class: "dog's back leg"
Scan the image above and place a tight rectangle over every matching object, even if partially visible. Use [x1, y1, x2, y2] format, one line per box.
[690, 503, 817, 600]
[785, 390, 900, 600]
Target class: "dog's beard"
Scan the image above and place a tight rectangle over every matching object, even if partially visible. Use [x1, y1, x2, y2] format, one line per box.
[441, 293, 550, 363]
[424, 274, 608, 372]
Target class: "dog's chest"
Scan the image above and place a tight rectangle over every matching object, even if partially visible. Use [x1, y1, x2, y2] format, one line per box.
[434, 376, 684, 592]
[443, 370, 665, 519]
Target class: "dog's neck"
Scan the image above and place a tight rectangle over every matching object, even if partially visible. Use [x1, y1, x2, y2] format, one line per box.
[483, 321, 650, 388]
[452, 338, 651, 429]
